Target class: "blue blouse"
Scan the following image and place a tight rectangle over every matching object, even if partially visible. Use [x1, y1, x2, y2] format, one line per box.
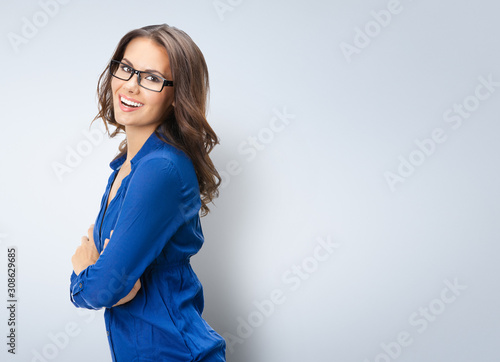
[69, 131, 226, 362]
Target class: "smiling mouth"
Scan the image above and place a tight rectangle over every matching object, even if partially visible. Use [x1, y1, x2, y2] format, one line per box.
[120, 96, 144, 108]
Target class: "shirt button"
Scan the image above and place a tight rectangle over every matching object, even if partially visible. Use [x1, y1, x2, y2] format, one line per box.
[79, 283, 83, 288]
[107, 331, 110, 336]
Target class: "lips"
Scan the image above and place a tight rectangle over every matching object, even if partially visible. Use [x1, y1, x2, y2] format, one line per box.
[118, 94, 144, 112]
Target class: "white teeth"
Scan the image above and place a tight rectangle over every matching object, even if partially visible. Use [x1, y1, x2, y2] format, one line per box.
[120, 96, 143, 107]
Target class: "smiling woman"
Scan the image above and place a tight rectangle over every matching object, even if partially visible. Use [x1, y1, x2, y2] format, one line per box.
[108, 37, 175, 132]
[69, 24, 226, 362]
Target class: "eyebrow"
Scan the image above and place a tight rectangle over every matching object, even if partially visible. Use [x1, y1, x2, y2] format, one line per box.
[122, 58, 168, 79]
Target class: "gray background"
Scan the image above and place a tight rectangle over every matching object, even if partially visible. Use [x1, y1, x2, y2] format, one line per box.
[0, 0, 499, 361]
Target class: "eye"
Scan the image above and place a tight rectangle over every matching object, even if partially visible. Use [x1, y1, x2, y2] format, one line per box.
[145, 74, 161, 83]
[121, 65, 133, 73]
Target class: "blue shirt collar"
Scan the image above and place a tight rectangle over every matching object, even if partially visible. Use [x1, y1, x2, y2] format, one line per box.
[109, 131, 165, 171]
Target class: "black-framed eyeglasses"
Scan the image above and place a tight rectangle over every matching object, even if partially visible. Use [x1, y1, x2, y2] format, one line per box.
[109, 59, 174, 92]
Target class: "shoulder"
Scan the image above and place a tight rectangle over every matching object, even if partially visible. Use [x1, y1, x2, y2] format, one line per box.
[134, 143, 199, 192]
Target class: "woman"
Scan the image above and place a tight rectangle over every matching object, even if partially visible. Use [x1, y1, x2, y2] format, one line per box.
[69, 24, 226, 362]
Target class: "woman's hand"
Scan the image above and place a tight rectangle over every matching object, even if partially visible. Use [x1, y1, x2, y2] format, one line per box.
[71, 224, 99, 276]
[100, 231, 142, 307]
[112, 278, 142, 307]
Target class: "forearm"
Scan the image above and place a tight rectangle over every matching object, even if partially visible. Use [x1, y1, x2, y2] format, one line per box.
[70, 255, 141, 309]
[70, 227, 141, 309]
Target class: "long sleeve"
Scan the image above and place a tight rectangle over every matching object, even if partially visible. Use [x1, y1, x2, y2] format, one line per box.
[70, 270, 98, 309]
[70, 156, 201, 309]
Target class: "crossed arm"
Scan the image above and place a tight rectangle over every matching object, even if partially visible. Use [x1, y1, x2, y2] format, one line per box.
[69, 157, 201, 310]
[71, 225, 141, 307]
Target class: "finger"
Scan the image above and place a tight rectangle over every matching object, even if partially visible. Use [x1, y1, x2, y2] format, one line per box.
[81, 236, 89, 244]
[100, 238, 110, 255]
[103, 230, 113, 248]
[133, 279, 141, 292]
[88, 225, 95, 241]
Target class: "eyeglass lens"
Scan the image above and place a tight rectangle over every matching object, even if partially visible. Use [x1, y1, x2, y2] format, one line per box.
[111, 61, 165, 92]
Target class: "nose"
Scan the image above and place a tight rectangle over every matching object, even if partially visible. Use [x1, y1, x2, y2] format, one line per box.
[123, 71, 141, 93]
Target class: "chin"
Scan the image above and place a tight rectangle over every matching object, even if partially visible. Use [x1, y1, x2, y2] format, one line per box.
[113, 113, 134, 127]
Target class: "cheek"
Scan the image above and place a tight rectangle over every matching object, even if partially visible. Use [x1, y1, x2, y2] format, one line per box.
[149, 94, 171, 113]
[111, 78, 119, 94]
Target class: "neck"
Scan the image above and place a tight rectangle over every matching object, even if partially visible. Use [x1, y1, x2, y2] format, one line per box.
[124, 124, 157, 165]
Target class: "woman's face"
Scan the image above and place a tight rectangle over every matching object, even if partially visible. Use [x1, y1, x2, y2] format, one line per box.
[111, 37, 175, 131]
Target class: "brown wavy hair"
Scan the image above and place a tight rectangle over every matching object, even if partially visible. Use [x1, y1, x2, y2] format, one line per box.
[91, 24, 221, 216]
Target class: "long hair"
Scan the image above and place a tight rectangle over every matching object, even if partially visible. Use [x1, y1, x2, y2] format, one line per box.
[92, 24, 221, 216]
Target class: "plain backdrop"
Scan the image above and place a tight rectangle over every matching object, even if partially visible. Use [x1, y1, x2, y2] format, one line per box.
[0, 0, 499, 361]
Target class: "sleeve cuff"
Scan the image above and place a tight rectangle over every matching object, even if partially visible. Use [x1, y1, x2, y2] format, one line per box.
[70, 270, 99, 310]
